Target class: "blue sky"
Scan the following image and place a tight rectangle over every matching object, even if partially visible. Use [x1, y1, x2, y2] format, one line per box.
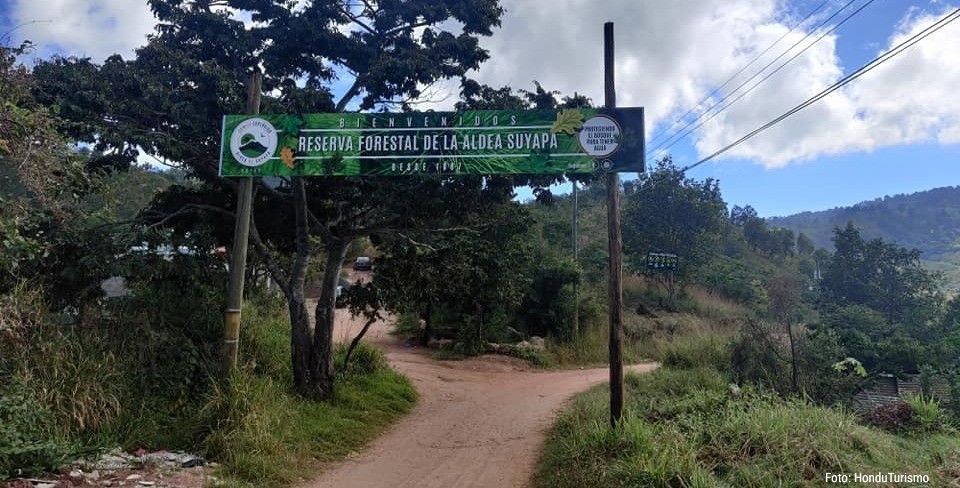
[2, 0, 958, 218]
[677, 0, 960, 217]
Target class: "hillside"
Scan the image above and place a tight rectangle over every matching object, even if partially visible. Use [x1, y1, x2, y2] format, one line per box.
[770, 185, 960, 289]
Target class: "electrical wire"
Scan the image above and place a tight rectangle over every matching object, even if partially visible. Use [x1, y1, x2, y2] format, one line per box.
[680, 8, 960, 174]
[649, 0, 869, 157]
[647, 0, 831, 149]
[651, 0, 878, 158]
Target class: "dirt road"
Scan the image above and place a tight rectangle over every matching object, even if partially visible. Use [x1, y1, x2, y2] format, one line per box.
[301, 302, 657, 488]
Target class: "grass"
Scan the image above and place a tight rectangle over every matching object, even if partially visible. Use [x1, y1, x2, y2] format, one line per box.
[542, 322, 651, 367]
[202, 343, 416, 487]
[0, 287, 416, 486]
[535, 367, 960, 488]
[198, 296, 418, 487]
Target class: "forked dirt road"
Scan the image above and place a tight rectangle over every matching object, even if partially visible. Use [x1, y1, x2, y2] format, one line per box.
[301, 296, 658, 488]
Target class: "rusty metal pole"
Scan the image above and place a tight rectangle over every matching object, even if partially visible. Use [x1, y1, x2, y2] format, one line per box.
[223, 71, 261, 378]
[604, 22, 625, 428]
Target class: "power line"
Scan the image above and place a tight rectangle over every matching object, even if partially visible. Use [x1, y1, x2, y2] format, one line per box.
[648, 0, 871, 159]
[680, 7, 960, 174]
[652, 0, 878, 158]
[647, 0, 831, 149]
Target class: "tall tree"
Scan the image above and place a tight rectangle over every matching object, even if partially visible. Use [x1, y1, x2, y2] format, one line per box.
[819, 223, 943, 372]
[622, 156, 727, 281]
[766, 269, 803, 394]
[364, 81, 588, 347]
[33, 0, 506, 400]
[821, 222, 941, 324]
[796, 231, 815, 256]
[0, 43, 103, 296]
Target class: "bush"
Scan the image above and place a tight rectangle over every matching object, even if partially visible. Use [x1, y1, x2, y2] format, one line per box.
[623, 276, 696, 314]
[457, 305, 513, 355]
[731, 320, 862, 404]
[695, 255, 768, 308]
[517, 254, 579, 341]
[0, 384, 73, 479]
[904, 394, 947, 434]
[865, 402, 914, 433]
[103, 253, 225, 406]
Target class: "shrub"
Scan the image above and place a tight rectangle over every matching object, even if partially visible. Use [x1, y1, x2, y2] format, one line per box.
[0, 383, 73, 479]
[695, 255, 768, 308]
[861, 396, 946, 435]
[517, 254, 579, 341]
[904, 394, 946, 434]
[731, 320, 863, 403]
[103, 253, 225, 405]
[865, 402, 913, 433]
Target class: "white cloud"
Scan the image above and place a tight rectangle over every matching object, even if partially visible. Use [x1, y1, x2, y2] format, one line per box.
[12, 0, 155, 61]
[692, 5, 960, 167]
[8, 0, 959, 168]
[470, 0, 779, 128]
[465, 1, 960, 168]
[849, 8, 960, 146]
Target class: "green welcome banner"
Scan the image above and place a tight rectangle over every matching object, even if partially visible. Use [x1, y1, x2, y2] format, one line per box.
[219, 108, 644, 177]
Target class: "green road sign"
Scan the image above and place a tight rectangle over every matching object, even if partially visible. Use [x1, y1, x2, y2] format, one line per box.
[219, 108, 644, 177]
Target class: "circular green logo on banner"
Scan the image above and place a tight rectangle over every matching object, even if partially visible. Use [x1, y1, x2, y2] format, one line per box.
[230, 118, 278, 167]
[578, 115, 621, 158]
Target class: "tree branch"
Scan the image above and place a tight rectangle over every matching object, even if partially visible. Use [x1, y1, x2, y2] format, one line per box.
[335, 78, 363, 112]
[141, 203, 234, 230]
[338, 4, 376, 36]
[384, 20, 431, 37]
[396, 232, 438, 252]
[249, 213, 292, 297]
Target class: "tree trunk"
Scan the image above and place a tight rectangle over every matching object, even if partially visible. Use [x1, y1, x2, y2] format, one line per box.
[344, 315, 376, 370]
[309, 236, 350, 400]
[289, 177, 314, 396]
[786, 321, 799, 395]
[419, 303, 433, 346]
[289, 293, 312, 392]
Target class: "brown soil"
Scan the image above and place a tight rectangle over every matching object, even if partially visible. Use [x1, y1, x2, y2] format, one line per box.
[302, 300, 657, 488]
[5, 269, 656, 488]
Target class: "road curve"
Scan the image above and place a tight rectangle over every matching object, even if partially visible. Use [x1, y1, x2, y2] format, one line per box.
[298, 307, 657, 488]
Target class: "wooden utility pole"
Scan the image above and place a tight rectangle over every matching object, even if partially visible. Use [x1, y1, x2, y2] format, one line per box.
[604, 22, 625, 428]
[223, 71, 261, 377]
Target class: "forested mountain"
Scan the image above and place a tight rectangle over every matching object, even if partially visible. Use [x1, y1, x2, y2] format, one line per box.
[770, 186, 960, 289]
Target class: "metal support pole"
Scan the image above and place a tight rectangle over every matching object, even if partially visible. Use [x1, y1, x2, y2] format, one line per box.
[604, 22, 625, 428]
[572, 179, 579, 337]
[223, 71, 261, 378]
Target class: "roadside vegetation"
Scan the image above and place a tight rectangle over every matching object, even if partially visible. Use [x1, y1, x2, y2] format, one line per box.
[536, 368, 960, 487]
[5, 1, 960, 486]
[532, 162, 960, 486]
[0, 284, 415, 483]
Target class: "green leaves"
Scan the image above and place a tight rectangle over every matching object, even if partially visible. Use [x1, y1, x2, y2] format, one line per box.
[832, 357, 868, 377]
[550, 108, 584, 135]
